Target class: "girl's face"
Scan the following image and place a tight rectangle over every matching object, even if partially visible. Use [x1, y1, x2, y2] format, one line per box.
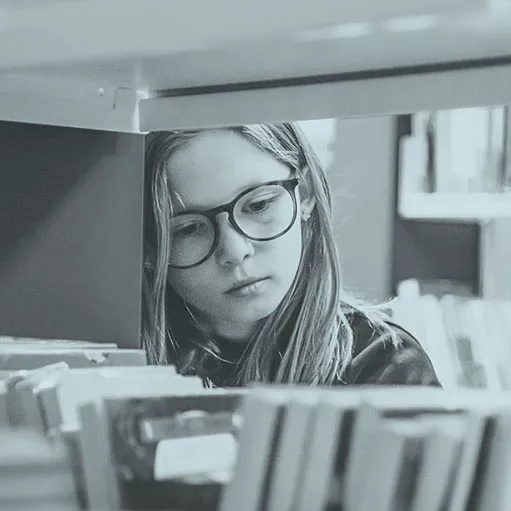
[167, 130, 309, 341]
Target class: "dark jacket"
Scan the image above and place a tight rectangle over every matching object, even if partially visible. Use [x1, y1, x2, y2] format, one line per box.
[208, 312, 441, 387]
[342, 312, 440, 386]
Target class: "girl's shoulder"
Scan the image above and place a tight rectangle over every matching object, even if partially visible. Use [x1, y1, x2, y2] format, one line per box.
[341, 311, 441, 387]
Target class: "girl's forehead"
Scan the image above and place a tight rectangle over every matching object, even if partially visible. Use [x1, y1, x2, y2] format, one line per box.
[167, 130, 291, 210]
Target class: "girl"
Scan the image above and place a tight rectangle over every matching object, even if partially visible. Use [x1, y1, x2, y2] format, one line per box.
[142, 123, 440, 388]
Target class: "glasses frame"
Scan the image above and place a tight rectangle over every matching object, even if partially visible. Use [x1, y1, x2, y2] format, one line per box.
[169, 176, 300, 269]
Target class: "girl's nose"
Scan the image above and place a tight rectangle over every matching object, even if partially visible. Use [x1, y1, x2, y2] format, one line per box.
[215, 213, 255, 266]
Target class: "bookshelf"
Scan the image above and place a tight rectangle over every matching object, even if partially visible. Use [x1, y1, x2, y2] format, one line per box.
[0, 0, 511, 132]
[399, 192, 511, 223]
[393, 108, 511, 398]
[397, 107, 511, 224]
[395, 107, 511, 304]
[4, 356, 511, 511]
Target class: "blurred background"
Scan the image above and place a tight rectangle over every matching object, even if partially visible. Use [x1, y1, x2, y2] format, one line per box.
[301, 110, 511, 390]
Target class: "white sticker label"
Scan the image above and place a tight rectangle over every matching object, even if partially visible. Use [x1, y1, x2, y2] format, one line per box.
[154, 433, 238, 480]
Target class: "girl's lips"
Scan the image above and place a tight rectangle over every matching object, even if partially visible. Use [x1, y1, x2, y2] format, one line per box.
[226, 278, 269, 297]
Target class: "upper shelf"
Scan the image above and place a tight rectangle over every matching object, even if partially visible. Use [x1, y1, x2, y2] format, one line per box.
[3, 0, 511, 132]
[399, 192, 511, 223]
[0, 0, 493, 89]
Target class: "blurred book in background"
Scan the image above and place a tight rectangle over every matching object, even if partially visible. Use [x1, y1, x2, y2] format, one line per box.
[392, 278, 511, 391]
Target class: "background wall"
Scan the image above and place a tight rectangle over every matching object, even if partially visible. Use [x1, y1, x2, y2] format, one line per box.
[328, 116, 397, 302]
[0, 121, 144, 347]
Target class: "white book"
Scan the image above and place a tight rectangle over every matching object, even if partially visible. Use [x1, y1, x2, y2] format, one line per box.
[476, 410, 511, 511]
[433, 110, 452, 193]
[449, 109, 474, 193]
[485, 107, 505, 193]
[219, 390, 286, 511]
[450, 108, 490, 193]
[0, 380, 8, 426]
[399, 112, 429, 194]
[466, 299, 501, 391]
[440, 295, 464, 385]
[293, 395, 356, 511]
[503, 106, 511, 190]
[456, 297, 487, 388]
[343, 401, 382, 511]
[447, 407, 495, 511]
[419, 294, 457, 388]
[411, 416, 467, 511]
[5, 362, 69, 427]
[267, 394, 318, 511]
[78, 401, 120, 511]
[491, 301, 511, 389]
[358, 419, 424, 511]
[0, 347, 146, 371]
[394, 279, 424, 342]
[15, 378, 48, 433]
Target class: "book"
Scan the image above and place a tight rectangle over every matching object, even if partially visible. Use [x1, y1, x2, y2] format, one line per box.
[232, 385, 511, 511]
[410, 416, 467, 511]
[36, 365, 197, 432]
[476, 410, 511, 511]
[0, 428, 80, 511]
[0, 336, 118, 350]
[219, 389, 289, 511]
[358, 418, 425, 511]
[0, 347, 147, 371]
[78, 388, 244, 511]
[419, 294, 456, 388]
[0, 380, 7, 426]
[4, 362, 70, 427]
[502, 105, 511, 191]
[267, 393, 319, 511]
[344, 401, 383, 511]
[293, 393, 357, 511]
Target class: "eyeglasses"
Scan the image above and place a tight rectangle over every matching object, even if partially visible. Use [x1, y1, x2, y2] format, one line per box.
[168, 177, 299, 269]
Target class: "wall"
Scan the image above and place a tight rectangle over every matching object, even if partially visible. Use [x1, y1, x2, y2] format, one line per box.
[329, 116, 397, 302]
[0, 121, 144, 347]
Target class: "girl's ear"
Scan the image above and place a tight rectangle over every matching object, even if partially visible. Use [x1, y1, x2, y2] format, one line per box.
[298, 170, 316, 221]
[300, 196, 315, 222]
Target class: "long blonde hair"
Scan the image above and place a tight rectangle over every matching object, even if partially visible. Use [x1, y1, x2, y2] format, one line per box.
[142, 122, 399, 386]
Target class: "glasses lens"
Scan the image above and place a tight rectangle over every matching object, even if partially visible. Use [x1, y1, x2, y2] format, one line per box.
[234, 183, 295, 239]
[169, 214, 214, 267]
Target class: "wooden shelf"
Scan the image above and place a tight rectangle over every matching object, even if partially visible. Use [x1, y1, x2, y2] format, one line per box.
[398, 192, 511, 223]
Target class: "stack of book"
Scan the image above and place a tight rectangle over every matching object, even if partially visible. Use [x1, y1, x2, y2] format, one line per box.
[0, 336, 147, 377]
[3, 338, 511, 511]
[0, 428, 80, 511]
[220, 385, 511, 511]
[0, 338, 243, 510]
[392, 279, 511, 391]
[400, 107, 511, 195]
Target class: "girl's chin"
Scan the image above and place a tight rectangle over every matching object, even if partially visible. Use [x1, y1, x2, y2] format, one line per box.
[212, 307, 277, 336]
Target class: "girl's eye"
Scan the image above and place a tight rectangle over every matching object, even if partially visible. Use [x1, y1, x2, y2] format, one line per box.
[174, 222, 202, 237]
[245, 195, 278, 213]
